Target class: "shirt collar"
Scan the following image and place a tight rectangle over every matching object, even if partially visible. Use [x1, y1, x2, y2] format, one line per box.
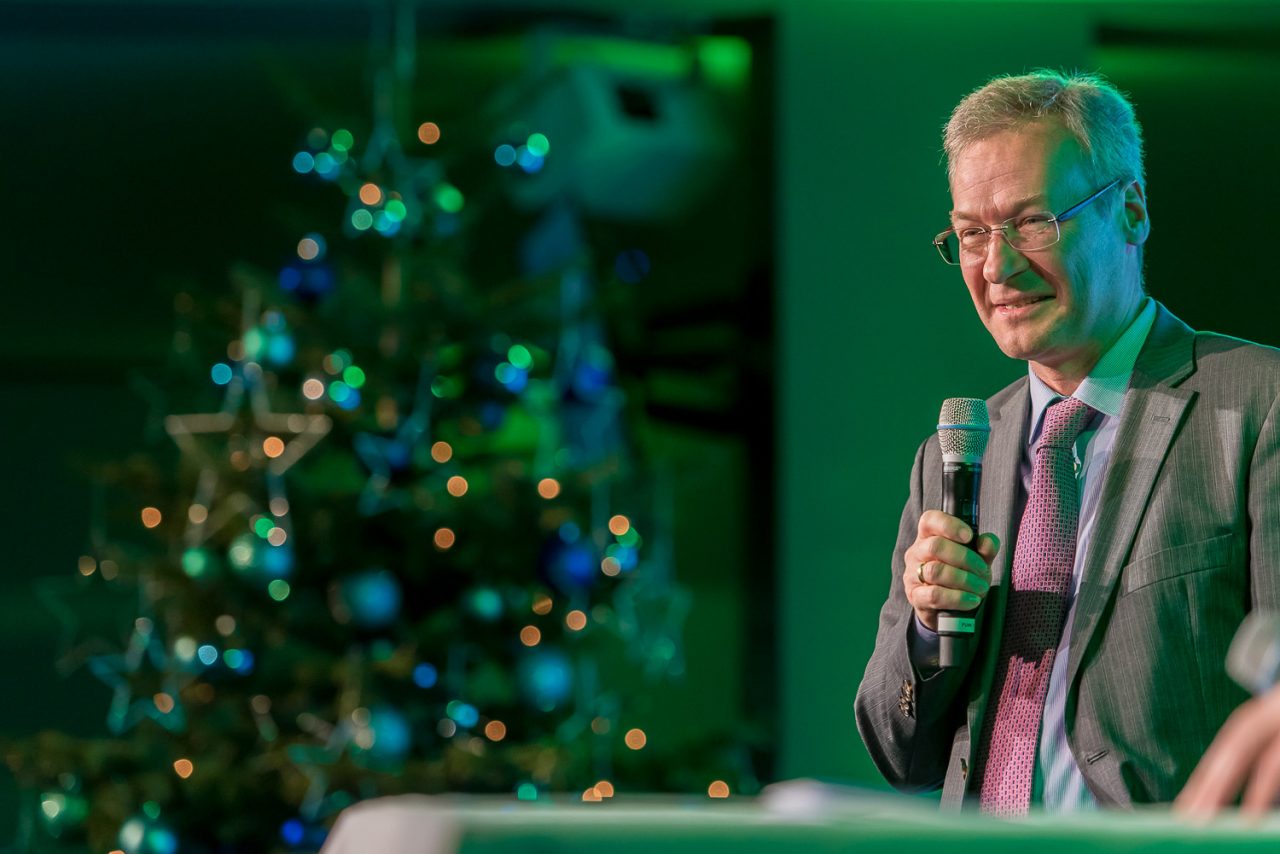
[1026, 296, 1157, 446]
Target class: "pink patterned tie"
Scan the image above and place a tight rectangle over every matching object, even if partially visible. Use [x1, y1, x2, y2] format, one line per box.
[977, 396, 1095, 816]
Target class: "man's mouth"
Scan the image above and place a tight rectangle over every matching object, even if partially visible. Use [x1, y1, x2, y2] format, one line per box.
[995, 295, 1053, 312]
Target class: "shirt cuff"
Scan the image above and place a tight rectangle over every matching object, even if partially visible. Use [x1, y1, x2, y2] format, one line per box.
[909, 613, 942, 675]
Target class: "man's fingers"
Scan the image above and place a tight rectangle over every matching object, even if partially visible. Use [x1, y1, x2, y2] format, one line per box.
[918, 561, 990, 597]
[909, 581, 983, 613]
[918, 509, 973, 546]
[1176, 700, 1265, 819]
[974, 533, 1000, 564]
[1241, 733, 1280, 817]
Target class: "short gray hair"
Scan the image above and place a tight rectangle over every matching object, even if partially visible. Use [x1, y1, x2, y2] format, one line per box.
[943, 69, 1145, 190]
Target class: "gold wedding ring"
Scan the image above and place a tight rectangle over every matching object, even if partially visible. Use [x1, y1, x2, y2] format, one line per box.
[917, 562, 927, 584]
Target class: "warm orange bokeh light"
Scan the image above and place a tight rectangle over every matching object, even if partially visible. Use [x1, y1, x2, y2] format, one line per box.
[532, 594, 553, 615]
[537, 478, 561, 499]
[418, 122, 441, 144]
[434, 528, 456, 550]
[431, 441, 453, 463]
[263, 436, 285, 458]
[595, 780, 615, 798]
[708, 780, 730, 798]
[582, 787, 602, 802]
[520, 625, 542, 647]
[624, 728, 647, 750]
[484, 720, 507, 741]
[359, 183, 382, 205]
[141, 507, 163, 528]
[153, 693, 176, 714]
[608, 515, 631, 536]
[565, 610, 587, 631]
[600, 557, 621, 577]
[447, 475, 469, 497]
[174, 759, 195, 779]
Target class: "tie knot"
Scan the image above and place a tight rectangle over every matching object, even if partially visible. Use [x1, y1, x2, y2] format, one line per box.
[1039, 396, 1095, 450]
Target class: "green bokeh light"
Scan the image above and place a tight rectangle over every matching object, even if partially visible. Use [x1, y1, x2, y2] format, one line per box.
[435, 183, 464, 214]
[253, 517, 274, 538]
[696, 36, 752, 90]
[268, 579, 291, 602]
[526, 133, 550, 157]
[507, 344, 532, 370]
[352, 209, 373, 231]
[331, 129, 354, 151]
[385, 199, 407, 221]
[181, 548, 209, 578]
[343, 366, 366, 388]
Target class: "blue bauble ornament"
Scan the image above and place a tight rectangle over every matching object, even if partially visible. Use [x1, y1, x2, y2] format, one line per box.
[279, 260, 336, 302]
[355, 705, 412, 761]
[540, 534, 596, 593]
[342, 568, 402, 628]
[518, 648, 573, 710]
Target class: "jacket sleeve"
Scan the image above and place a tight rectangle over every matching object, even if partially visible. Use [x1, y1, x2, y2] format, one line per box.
[854, 436, 974, 792]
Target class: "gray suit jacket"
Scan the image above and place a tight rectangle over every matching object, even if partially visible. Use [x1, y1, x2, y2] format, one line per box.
[855, 302, 1280, 808]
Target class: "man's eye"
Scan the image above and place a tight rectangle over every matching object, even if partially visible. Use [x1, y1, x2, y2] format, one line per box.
[1017, 214, 1052, 228]
[958, 227, 986, 240]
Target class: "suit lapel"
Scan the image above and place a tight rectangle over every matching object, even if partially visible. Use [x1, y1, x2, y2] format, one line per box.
[1065, 304, 1198, 693]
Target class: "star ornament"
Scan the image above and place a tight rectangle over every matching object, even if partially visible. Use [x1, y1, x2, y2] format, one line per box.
[87, 617, 190, 735]
[166, 363, 331, 545]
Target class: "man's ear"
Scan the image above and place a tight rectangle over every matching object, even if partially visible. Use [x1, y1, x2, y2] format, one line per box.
[1121, 180, 1150, 247]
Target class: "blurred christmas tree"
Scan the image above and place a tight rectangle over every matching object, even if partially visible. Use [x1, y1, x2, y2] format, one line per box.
[8, 8, 762, 853]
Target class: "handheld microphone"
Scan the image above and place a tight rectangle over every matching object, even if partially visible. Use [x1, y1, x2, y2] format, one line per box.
[1226, 611, 1280, 695]
[936, 398, 990, 668]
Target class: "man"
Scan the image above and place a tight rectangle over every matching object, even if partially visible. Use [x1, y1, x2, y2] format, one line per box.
[854, 69, 1280, 813]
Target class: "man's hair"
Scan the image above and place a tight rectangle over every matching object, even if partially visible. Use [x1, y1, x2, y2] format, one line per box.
[943, 69, 1145, 190]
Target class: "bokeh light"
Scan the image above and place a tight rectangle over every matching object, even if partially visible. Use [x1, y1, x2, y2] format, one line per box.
[609, 515, 631, 536]
[211, 363, 234, 386]
[532, 593, 553, 615]
[431, 441, 453, 463]
[78, 555, 96, 576]
[262, 437, 285, 458]
[418, 122, 441, 144]
[302, 378, 325, 400]
[447, 476, 468, 497]
[601, 557, 621, 577]
[526, 133, 550, 157]
[484, 720, 507, 741]
[537, 478, 561, 499]
[173, 759, 194, 779]
[358, 183, 382, 206]
[188, 504, 208, 524]
[434, 528, 456, 550]
[708, 780, 730, 798]
[519, 625, 541, 646]
[297, 235, 325, 261]
[141, 507, 163, 529]
[565, 610, 587, 631]
[494, 144, 517, 167]
[624, 728, 647, 750]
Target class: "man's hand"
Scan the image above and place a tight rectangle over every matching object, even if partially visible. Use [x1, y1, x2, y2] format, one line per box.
[903, 510, 999, 632]
[1176, 686, 1280, 820]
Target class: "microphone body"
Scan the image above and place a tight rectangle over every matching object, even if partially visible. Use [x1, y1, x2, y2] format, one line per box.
[1227, 611, 1280, 695]
[937, 398, 990, 669]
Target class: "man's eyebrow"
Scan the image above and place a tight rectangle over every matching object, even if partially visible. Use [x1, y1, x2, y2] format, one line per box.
[950, 195, 1051, 221]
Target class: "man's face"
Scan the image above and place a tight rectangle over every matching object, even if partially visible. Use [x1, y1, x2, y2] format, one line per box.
[948, 120, 1146, 382]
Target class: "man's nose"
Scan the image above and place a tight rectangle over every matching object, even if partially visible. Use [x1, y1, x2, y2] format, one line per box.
[982, 230, 1024, 285]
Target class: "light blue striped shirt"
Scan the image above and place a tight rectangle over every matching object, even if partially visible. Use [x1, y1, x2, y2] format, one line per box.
[1025, 295, 1156, 810]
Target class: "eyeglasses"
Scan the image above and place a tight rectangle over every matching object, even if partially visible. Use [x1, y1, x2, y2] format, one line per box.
[932, 178, 1125, 266]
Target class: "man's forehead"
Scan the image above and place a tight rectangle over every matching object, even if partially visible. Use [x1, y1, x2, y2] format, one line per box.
[949, 123, 1089, 214]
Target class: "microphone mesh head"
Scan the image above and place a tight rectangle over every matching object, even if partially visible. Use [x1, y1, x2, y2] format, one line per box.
[937, 398, 991, 461]
[1227, 611, 1280, 695]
